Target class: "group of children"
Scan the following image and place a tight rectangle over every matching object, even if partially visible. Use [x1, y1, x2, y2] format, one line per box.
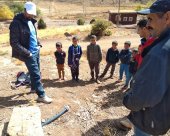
[54, 35, 140, 89]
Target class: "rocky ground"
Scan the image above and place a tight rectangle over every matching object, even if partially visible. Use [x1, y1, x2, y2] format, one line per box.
[0, 28, 169, 136]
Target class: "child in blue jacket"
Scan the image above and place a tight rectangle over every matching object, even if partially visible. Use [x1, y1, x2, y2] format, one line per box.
[68, 36, 82, 81]
[118, 41, 132, 89]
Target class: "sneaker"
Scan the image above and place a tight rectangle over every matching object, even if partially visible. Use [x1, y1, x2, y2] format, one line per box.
[116, 79, 123, 83]
[30, 89, 36, 93]
[37, 95, 53, 104]
[96, 79, 101, 84]
[90, 78, 95, 81]
[99, 75, 104, 79]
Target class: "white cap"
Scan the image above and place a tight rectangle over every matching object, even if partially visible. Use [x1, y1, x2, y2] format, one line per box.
[24, 1, 36, 16]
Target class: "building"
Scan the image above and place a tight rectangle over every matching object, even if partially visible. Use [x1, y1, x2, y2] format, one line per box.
[109, 10, 137, 25]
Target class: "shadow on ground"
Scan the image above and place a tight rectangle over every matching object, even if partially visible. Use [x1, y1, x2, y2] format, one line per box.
[82, 118, 130, 136]
[42, 79, 94, 88]
[0, 93, 29, 108]
[94, 81, 126, 109]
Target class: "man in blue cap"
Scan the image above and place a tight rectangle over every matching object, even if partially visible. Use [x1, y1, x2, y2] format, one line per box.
[123, 0, 170, 135]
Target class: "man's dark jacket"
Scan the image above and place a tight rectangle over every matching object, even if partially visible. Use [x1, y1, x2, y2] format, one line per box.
[9, 13, 40, 61]
[106, 48, 119, 64]
[123, 28, 170, 135]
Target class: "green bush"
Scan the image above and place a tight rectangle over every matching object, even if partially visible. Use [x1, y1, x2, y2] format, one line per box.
[36, 8, 41, 17]
[0, 5, 14, 20]
[38, 18, 47, 29]
[91, 19, 112, 36]
[90, 18, 96, 24]
[135, 5, 143, 11]
[9, 3, 24, 15]
[77, 18, 85, 25]
[9, 3, 41, 16]
[104, 29, 112, 36]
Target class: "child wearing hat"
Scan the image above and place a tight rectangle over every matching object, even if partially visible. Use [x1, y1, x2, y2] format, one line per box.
[54, 42, 66, 80]
[118, 41, 132, 89]
[100, 40, 119, 79]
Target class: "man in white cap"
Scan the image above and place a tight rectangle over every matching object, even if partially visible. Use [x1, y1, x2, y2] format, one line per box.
[9, 1, 52, 104]
[123, 0, 170, 135]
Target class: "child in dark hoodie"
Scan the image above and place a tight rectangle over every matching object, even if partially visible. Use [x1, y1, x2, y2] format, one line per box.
[54, 42, 66, 80]
[100, 41, 119, 79]
[118, 41, 132, 89]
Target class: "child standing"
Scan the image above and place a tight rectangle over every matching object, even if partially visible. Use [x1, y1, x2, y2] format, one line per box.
[118, 41, 132, 89]
[68, 36, 82, 81]
[87, 35, 102, 84]
[54, 42, 66, 80]
[100, 41, 119, 79]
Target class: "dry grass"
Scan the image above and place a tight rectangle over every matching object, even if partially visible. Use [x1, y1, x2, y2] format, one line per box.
[0, 33, 9, 44]
[0, 25, 91, 44]
[0, 50, 8, 56]
[38, 25, 91, 38]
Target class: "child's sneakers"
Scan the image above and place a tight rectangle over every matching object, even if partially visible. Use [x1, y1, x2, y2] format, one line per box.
[96, 79, 101, 84]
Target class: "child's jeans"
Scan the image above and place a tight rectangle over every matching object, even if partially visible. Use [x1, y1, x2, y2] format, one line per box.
[57, 64, 65, 79]
[119, 63, 131, 86]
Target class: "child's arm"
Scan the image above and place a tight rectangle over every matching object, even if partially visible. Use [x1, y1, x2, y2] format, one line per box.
[106, 49, 110, 62]
[87, 46, 90, 61]
[68, 47, 72, 66]
[98, 45, 102, 62]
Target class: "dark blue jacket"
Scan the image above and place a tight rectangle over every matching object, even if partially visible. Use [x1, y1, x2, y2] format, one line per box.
[68, 45, 82, 66]
[106, 48, 119, 64]
[9, 13, 41, 61]
[119, 49, 131, 64]
[123, 28, 170, 135]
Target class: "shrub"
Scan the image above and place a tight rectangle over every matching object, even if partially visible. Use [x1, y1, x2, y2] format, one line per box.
[36, 8, 41, 17]
[135, 5, 143, 11]
[38, 18, 47, 29]
[0, 5, 14, 20]
[91, 19, 112, 36]
[77, 18, 85, 25]
[90, 18, 96, 24]
[9, 3, 41, 17]
[9, 3, 24, 15]
[104, 29, 112, 36]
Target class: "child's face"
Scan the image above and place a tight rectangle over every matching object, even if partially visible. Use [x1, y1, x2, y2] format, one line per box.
[124, 44, 130, 50]
[90, 38, 96, 45]
[112, 44, 117, 49]
[72, 39, 78, 45]
[137, 26, 146, 38]
[132, 51, 137, 57]
[57, 47, 62, 51]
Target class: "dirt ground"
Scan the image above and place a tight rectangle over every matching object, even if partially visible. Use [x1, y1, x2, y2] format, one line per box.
[0, 28, 169, 136]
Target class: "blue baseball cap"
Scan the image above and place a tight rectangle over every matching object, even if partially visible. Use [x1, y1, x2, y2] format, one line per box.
[137, 0, 170, 15]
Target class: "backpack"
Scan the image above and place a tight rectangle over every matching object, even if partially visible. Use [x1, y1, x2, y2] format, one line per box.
[10, 72, 31, 89]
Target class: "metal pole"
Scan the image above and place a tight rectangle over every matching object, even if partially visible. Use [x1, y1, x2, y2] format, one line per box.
[117, 0, 120, 26]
